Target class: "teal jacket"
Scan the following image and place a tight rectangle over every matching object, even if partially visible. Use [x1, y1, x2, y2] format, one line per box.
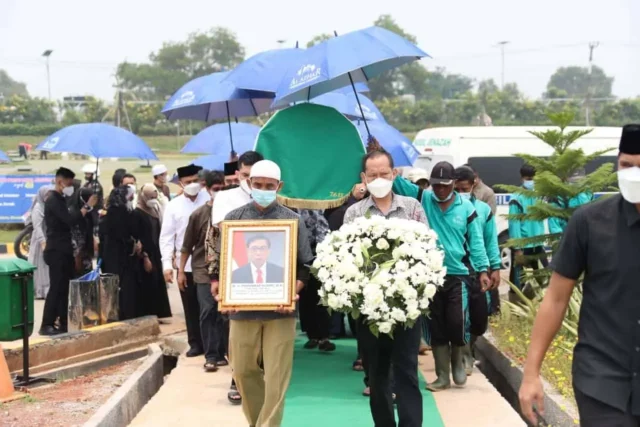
[508, 192, 546, 249]
[548, 192, 593, 234]
[470, 198, 502, 271]
[393, 177, 489, 276]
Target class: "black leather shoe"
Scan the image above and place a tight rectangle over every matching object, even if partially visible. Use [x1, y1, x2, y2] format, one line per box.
[39, 326, 63, 336]
[186, 347, 204, 357]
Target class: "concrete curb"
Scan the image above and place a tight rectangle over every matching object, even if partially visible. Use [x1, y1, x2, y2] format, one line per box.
[4, 316, 161, 374]
[475, 333, 579, 427]
[84, 344, 164, 427]
[0, 243, 15, 255]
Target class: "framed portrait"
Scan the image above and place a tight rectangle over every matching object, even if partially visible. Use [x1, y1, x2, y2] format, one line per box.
[218, 219, 298, 312]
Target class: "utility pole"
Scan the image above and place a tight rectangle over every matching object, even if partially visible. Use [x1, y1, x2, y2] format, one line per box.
[42, 50, 53, 101]
[496, 41, 509, 89]
[585, 41, 599, 126]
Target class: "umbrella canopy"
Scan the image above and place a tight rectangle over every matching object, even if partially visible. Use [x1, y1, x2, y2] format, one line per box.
[36, 123, 157, 160]
[162, 71, 274, 121]
[0, 150, 10, 163]
[254, 103, 365, 209]
[311, 91, 385, 122]
[352, 120, 419, 167]
[273, 26, 428, 106]
[181, 122, 260, 154]
[224, 47, 370, 95]
[192, 154, 229, 171]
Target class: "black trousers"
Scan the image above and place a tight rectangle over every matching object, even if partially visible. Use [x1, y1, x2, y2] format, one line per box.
[575, 387, 640, 427]
[181, 273, 202, 350]
[299, 275, 331, 340]
[42, 250, 74, 328]
[509, 246, 549, 289]
[467, 277, 490, 337]
[488, 288, 500, 315]
[427, 275, 470, 347]
[360, 321, 422, 427]
[196, 283, 223, 363]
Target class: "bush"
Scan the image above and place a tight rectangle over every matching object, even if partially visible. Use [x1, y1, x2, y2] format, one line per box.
[0, 123, 63, 136]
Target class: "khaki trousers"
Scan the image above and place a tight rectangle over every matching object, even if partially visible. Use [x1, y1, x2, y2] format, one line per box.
[230, 317, 296, 427]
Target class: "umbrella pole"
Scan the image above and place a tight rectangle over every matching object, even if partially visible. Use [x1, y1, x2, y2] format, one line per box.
[347, 72, 371, 138]
[225, 101, 236, 157]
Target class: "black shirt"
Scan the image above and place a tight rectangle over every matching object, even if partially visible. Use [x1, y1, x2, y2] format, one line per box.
[44, 191, 83, 255]
[550, 194, 640, 414]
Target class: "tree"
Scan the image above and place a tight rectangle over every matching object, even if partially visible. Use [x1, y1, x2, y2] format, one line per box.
[117, 27, 245, 100]
[0, 95, 55, 123]
[306, 34, 332, 48]
[499, 110, 617, 285]
[545, 66, 614, 99]
[0, 70, 29, 98]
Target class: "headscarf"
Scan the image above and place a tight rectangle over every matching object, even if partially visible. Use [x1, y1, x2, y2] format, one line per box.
[136, 183, 161, 221]
[36, 185, 53, 206]
[108, 185, 130, 210]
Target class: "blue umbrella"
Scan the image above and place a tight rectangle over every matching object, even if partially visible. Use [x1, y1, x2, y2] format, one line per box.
[192, 154, 228, 172]
[0, 150, 10, 163]
[224, 47, 370, 94]
[273, 26, 428, 137]
[181, 122, 260, 155]
[352, 120, 419, 167]
[162, 71, 273, 121]
[163, 71, 272, 155]
[311, 91, 385, 122]
[36, 123, 157, 160]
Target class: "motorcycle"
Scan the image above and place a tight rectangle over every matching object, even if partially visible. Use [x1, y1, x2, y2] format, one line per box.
[14, 202, 35, 260]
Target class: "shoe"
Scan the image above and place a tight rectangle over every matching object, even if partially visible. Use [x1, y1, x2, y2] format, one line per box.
[39, 325, 63, 336]
[362, 386, 370, 397]
[462, 344, 474, 376]
[450, 345, 468, 386]
[303, 339, 319, 349]
[203, 361, 218, 372]
[186, 347, 204, 357]
[216, 358, 229, 367]
[426, 345, 451, 392]
[318, 339, 336, 352]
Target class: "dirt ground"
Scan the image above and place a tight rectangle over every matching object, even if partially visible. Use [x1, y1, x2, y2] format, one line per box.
[0, 359, 142, 427]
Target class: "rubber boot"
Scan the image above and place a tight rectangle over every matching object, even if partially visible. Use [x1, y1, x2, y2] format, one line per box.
[426, 345, 451, 392]
[451, 345, 468, 386]
[462, 344, 473, 376]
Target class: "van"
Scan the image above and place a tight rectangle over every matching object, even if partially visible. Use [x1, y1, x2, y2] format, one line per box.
[411, 126, 621, 269]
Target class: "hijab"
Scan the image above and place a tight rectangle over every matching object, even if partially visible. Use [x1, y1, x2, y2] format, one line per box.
[36, 185, 53, 206]
[136, 183, 161, 221]
[108, 185, 130, 210]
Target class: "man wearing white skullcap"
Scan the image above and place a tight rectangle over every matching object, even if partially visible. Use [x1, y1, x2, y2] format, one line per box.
[211, 159, 314, 426]
[151, 164, 171, 214]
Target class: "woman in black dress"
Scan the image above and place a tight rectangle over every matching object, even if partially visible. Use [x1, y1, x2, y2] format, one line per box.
[101, 184, 140, 320]
[131, 184, 172, 320]
[69, 187, 96, 277]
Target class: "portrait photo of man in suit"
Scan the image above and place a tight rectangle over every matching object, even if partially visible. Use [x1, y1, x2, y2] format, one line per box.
[232, 234, 285, 284]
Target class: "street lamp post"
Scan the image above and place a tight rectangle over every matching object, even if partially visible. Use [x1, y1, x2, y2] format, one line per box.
[496, 41, 509, 89]
[42, 50, 53, 101]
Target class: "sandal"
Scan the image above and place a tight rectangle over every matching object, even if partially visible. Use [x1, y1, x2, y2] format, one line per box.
[362, 386, 370, 397]
[352, 359, 364, 371]
[228, 385, 242, 405]
[304, 339, 319, 349]
[204, 361, 218, 373]
[216, 359, 229, 367]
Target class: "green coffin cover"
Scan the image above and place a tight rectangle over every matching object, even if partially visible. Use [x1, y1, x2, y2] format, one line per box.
[254, 103, 366, 209]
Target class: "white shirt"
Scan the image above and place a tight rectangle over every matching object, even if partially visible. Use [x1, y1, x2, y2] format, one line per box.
[252, 263, 266, 283]
[160, 192, 209, 272]
[211, 185, 251, 225]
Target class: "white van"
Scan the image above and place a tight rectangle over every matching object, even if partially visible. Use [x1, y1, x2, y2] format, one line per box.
[411, 126, 621, 269]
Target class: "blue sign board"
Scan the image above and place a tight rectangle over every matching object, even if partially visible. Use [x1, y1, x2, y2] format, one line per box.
[0, 175, 55, 223]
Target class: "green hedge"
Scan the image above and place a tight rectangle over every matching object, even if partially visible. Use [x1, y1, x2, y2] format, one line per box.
[0, 123, 63, 136]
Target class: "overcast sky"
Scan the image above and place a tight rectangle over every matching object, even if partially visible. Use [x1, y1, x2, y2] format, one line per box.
[1, 0, 638, 101]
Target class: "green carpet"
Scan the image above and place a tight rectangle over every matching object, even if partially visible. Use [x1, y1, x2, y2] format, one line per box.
[282, 336, 445, 427]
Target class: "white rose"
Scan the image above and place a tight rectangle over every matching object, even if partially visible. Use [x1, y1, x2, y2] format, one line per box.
[327, 294, 340, 310]
[424, 283, 437, 299]
[390, 308, 407, 323]
[378, 321, 393, 334]
[395, 260, 409, 272]
[376, 238, 390, 250]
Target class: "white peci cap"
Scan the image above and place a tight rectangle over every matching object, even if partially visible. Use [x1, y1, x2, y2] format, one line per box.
[152, 164, 168, 176]
[81, 163, 100, 176]
[250, 160, 281, 181]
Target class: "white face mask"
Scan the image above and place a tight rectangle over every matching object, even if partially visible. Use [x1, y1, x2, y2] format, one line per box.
[366, 178, 393, 199]
[618, 167, 640, 203]
[183, 182, 201, 196]
[126, 184, 136, 200]
[240, 179, 251, 195]
[146, 199, 160, 209]
[62, 186, 75, 197]
[458, 192, 472, 201]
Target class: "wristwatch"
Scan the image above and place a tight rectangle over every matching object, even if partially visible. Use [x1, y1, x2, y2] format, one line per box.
[83, 204, 93, 212]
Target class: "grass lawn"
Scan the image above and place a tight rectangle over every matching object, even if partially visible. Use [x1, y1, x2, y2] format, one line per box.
[489, 314, 576, 405]
[0, 229, 20, 244]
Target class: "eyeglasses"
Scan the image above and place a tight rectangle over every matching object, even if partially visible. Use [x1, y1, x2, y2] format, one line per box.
[249, 246, 269, 253]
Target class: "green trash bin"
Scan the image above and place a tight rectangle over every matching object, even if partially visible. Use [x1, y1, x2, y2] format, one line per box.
[0, 258, 36, 341]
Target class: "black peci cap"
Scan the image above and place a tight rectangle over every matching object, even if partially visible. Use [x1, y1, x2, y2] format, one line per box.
[620, 124, 640, 155]
[430, 161, 456, 185]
